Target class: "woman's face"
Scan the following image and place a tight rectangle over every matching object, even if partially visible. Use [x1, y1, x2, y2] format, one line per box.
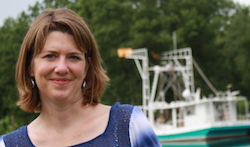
[30, 31, 88, 104]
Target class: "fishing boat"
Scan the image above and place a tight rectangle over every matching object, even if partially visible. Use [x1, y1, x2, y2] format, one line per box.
[117, 47, 250, 147]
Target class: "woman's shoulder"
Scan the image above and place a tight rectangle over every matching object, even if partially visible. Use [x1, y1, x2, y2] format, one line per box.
[129, 106, 162, 147]
[110, 102, 135, 121]
[111, 103, 146, 124]
[0, 125, 33, 147]
[110, 103, 161, 146]
[1, 125, 26, 140]
[111, 102, 134, 109]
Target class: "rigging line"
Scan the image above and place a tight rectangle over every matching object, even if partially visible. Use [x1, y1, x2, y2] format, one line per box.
[192, 57, 218, 96]
[155, 72, 184, 101]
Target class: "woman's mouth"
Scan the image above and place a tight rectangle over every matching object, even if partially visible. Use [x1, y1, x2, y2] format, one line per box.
[52, 79, 70, 85]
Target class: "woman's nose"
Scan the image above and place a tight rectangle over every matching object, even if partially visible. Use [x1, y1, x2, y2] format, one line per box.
[54, 58, 69, 74]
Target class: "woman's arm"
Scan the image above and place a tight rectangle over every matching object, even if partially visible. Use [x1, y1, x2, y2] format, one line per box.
[0, 135, 6, 147]
[129, 106, 162, 147]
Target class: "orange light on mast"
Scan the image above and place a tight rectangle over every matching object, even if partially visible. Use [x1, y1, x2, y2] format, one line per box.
[117, 48, 133, 58]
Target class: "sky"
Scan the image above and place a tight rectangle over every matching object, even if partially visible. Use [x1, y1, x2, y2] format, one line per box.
[234, 0, 250, 6]
[0, 0, 250, 27]
[0, 0, 42, 26]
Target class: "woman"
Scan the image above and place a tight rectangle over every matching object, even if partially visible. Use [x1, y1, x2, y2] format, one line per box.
[0, 8, 161, 147]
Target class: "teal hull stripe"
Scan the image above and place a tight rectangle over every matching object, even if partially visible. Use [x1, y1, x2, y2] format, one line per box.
[161, 136, 249, 147]
[158, 126, 250, 140]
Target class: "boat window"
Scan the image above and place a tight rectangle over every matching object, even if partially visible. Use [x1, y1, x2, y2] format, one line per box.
[186, 106, 195, 115]
[154, 109, 171, 124]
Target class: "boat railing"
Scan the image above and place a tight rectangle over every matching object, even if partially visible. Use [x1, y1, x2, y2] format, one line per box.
[151, 96, 249, 130]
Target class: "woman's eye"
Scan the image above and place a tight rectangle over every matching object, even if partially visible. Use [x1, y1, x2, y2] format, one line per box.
[69, 56, 80, 60]
[46, 55, 55, 59]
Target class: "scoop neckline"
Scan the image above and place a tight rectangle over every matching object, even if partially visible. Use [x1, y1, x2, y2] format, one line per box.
[24, 103, 118, 147]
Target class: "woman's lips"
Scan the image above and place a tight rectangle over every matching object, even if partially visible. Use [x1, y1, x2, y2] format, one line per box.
[52, 79, 70, 85]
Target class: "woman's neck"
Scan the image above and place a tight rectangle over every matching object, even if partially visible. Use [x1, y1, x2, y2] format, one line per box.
[32, 97, 93, 132]
[27, 103, 111, 147]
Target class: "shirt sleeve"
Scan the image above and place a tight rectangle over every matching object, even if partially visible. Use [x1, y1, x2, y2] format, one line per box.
[0, 135, 6, 147]
[129, 106, 162, 147]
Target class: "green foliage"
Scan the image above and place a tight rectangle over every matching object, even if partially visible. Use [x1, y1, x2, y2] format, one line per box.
[222, 6, 250, 96]
[0, 12, 30, 117]
[0, 115, 16, 135]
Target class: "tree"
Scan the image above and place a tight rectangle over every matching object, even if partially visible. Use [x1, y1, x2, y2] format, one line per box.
[221, 6, 250, 98]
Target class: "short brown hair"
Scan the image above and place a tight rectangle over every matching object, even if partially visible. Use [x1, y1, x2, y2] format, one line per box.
[15, 8, 109, 112]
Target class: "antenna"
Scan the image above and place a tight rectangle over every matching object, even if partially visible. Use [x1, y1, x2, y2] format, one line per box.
[173, 31, 177, 50]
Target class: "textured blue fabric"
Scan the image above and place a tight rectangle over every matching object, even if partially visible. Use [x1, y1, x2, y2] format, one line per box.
[129, 106, 162, 147]
[0, 103, 161, 147]
[0, 135, 5, 147]
[3, 125, 33, 147]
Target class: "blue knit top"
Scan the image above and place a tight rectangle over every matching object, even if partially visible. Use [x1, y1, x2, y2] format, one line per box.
[0, 103, 161, 147]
